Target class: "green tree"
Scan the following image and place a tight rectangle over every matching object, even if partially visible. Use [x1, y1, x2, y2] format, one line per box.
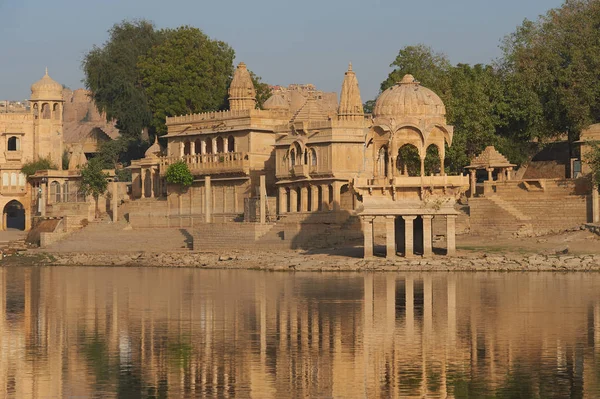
[501, 0, 600, 143]
[165, 161, 193, 188]
[137, 26, 235, 136]
[588, 143, 600, 187]
[82, 20, 163, 139]
[21, 158, 58, 177]
[80, 158, 109, 219]
[250, 71, 271, 109]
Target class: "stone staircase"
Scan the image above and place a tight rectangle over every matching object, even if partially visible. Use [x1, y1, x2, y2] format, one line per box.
[488, 196, 533, 237]
[192, 222, 286, 250]
[469, 197, 533, 237]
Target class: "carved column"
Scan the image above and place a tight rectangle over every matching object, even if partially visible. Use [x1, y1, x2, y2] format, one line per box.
[300, 186, 309, 212]
[487, 168, 493, 182]
[385, 216, 396, 259]
[402, 215, 416, 257]
[212, 139, 217, 154]
[179, 142, 184, 158]
[321, 184, 330, 211]
[446, 215, 457, 256]
[289, 187, 298, 213]
[190, 141, 196, 155]
[112, 181, 118, 222]
[278, 186, 287, 214]
[469, 170, 476, 198]
[420, 157, 425, 177]
[205, 176, 212, 223]
[593, 183, 599, 223]
[201, 140, 206, 155]
[224, 137, 229, 153]
[332, 182, 341, 211]
[149, 169, 155, 198]
[260, 175, 267, 224]
[422, 215, 433, 257]
[310, 185, 319, 212]
[362, 216, 374, 258]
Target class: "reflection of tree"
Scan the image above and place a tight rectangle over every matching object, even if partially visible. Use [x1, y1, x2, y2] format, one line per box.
[80, 332, 112, 387]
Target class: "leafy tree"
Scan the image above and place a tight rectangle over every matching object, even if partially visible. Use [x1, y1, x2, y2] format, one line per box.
[21, 158, 58, 177]
[137, 26, 235, 136]
[250, 71, 271, 109]
[80, 158, 109, 219]
[165, 161, 193, 188]
[501, 0, 600, 143]
[380, 44, 452, 96]
[82, 20, 163, 139]
[588, 143, 600, 187]
[62, 150, 70, 170]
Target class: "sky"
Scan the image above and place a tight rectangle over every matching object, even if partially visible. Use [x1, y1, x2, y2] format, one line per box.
[0, 0, 565, 103]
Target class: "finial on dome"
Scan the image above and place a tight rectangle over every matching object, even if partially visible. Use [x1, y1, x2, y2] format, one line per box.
[399, 74, 418, 85]
[348, 62, 353, 72]
[45, 67, 48, 76]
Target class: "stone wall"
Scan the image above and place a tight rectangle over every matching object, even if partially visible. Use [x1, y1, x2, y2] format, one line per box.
[470, 179, 591, 236]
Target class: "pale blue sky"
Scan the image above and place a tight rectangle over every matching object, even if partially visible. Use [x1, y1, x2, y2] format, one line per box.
[0, 0, 564, 102]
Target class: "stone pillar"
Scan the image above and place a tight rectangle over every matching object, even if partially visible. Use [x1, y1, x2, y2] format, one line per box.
[385, 216, 396, 259]
[278, 186, 287, 214]
[422, 215, 433, 257]
[362, 216, 374, 258]
[112, 181, 118, 222]
[402, 215, 416, 257]
[149, 169, 155, 198]
[420, 157, 425, 177]
[446, 215, 457, 255]
[260, 175, 266, 224]
[289, 187, 298, 213]
[212, 139, 217, 154]
[190, 141, 196, 155]
[332, 182, 341, 211]
[224, 137, 229, 153]
[321, 184, 330, 211]
[2, 212, 6, 231]
[310, 185, 319, 212]
[40, 183, 47, 217]
[487, 168, 493, 182]
[201, 140, 206, 155]
[300, 186, 308, 212]
[205, 176, 212, 223]
[179, 142, 184, 158]
[593, 184, 599, 223]
[469, 170, 476, 198]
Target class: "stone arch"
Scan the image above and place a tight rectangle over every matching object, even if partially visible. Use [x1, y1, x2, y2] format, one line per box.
[424, 144, 442, 175]
[216, 137, 224, 153]
[7, 136, 19, 151]
[310, 148, 317, 166]
[425, 123, 453, 146]
[205, 138, 212, 154]
[53, 103, 60, 120]
[3, 200, 25, 230]
[41, 103, 51, 119]
[183, 141, 191, 156]
[227, 135, 235, 152]
[33, 103, 39, 119]
[50, 181, 61, 203]
[194, 138, 202, 155]
[289, 141, 303, 168]
[393, 126, 424, 155]
[396, 143, 420, 176]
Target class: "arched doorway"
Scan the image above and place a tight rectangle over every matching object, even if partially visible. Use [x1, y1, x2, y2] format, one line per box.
[4, 200, 25, 230]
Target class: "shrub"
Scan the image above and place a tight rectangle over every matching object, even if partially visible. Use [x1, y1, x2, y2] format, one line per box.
[165, 161, 193, 188]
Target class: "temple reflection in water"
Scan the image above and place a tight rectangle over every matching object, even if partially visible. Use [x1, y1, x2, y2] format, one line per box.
[1, 268, 599, 398]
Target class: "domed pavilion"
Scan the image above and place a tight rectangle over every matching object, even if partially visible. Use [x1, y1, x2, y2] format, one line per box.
[354, 75, 469, 259]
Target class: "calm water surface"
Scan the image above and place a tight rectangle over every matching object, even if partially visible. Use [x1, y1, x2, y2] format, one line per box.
[1, 267, 599, 398]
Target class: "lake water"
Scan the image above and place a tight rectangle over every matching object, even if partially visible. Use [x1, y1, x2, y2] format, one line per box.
[1, 267, 599, 398]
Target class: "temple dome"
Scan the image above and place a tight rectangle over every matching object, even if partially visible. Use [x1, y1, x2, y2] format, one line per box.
[145, 136, 162, 158]
[263, 93, 289, 110]
[372, 74, 445, 119]
[30, 69, 63, 101]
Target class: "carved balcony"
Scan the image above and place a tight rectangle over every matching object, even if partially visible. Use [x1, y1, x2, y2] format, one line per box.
[159, 152, 250, 176]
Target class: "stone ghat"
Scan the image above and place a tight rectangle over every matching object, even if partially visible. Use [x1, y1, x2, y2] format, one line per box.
[6, 250, 600, 272]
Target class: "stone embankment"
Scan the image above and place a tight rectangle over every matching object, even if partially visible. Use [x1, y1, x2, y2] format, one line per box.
[5, 250, 600, 272]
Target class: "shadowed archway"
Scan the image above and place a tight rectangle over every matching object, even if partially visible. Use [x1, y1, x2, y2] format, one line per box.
[4, 200, 25, 230]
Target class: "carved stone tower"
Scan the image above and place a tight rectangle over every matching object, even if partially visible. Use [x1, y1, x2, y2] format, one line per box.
[338, 63, 364, 121]
[228, 62, 257, 111]
[30, 69, 64, 167]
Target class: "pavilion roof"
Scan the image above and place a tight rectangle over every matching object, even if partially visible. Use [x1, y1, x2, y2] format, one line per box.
[466, 146, 515, 169]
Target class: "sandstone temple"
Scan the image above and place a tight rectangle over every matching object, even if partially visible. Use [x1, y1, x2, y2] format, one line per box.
[3, 65, 599, 257]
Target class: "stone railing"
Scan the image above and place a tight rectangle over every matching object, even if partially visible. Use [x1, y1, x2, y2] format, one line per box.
[276, 163, 327, 179]
[166, 108, 289, 125]
[159, 152, 250, 176]
[355, 174, 470, 188]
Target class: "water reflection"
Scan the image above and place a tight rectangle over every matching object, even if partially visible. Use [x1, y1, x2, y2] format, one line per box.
[1, 268, 600, 398]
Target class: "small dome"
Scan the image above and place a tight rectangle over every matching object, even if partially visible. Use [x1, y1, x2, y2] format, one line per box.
[30, 69, 63, 101]
[263, 93, 289, 110]
[373, 74, 445, 119]
[145, 136, 162, 158]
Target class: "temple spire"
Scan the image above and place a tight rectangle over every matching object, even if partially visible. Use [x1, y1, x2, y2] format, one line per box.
[338, 62, 364, 121]
[228, 62, 257, 111]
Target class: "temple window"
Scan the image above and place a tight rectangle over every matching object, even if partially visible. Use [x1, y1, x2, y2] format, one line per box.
[41, 103, 51, 119]
[205, 138, 212, 154]
[216, 137, 224, 153]
[227, 135, 235, 152]
[310, 148, 317, 166]
[183, 141, 191, 156]
[53, 103, 60, 120]
[7, 136, 19, 151]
